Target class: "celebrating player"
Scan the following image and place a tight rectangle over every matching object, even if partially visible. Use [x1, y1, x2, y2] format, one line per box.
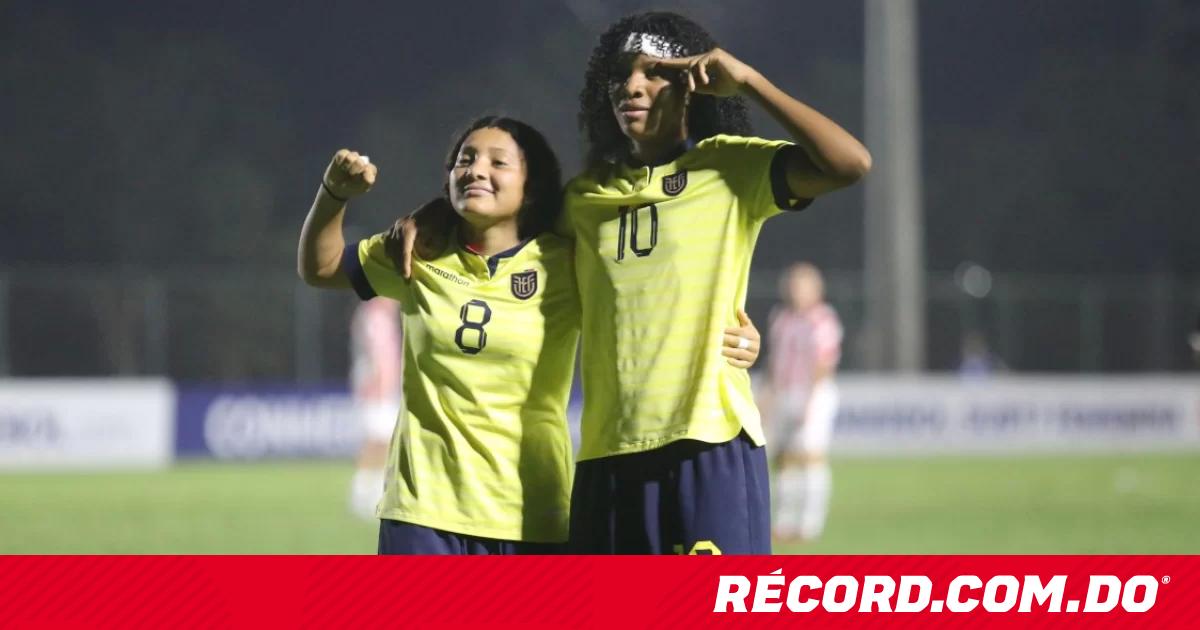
[299, 117, 578, 553]
[761, 263, 843, 544]
[389, 12, 869, 554]
[299, 115, 761, 554]
[347, 298, 403, 521]
[562, 12, 869, 554]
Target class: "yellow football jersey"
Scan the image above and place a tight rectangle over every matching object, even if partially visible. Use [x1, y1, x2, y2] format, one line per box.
[344, 231, 580, 543]
[563, 134, 808, 461]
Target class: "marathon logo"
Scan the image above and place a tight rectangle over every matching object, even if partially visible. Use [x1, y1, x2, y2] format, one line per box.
[420, 261, 470, 287]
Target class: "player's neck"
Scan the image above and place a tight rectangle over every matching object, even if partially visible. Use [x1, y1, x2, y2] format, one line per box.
[629, 126, 690, 166]
[459, 219, 521, 257]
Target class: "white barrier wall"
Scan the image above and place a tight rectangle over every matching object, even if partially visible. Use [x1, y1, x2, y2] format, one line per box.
[831, 376, 1200, 455]
[1, 377, 1197, 469]
[0, 379, 174, 470]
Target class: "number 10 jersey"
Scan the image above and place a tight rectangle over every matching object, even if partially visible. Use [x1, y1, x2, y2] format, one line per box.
[563, 135, 808, 461]
[344, 232, 580, 543]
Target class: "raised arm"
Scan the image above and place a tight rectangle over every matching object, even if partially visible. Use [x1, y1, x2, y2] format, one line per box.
[297, 149, 377, 288]
[651, 49, 872, 199]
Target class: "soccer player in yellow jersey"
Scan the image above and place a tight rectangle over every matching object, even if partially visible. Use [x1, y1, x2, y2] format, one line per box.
[301, 115, 761, 553]
[562, 12, 871, 554]
[299, 117, 578, 553]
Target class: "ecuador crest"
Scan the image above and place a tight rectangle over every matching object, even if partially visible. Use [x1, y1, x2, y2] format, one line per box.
[511, 269, 538, 299]
[662, 170, 688, 196]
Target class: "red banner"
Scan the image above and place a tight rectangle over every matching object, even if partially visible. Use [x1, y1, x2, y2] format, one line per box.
[0, 556, 1194, 628]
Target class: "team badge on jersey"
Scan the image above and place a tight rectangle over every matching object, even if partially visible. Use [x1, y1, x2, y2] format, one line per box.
[662, 170, 688, 196]
[511, 270, 538, 299]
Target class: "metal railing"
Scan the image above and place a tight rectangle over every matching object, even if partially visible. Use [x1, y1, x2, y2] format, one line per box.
[1, 267, 1196, 380]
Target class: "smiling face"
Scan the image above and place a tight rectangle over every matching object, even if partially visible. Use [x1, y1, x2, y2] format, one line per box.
[447, 127, 527, 226]
[608, 53, 688, 146]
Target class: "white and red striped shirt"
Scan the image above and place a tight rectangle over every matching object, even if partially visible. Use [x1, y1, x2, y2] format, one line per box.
[767, 302, 842, 392]
[350, 299, 403, 402]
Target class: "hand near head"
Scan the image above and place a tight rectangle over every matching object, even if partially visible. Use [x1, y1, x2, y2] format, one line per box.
[384, 197, 456, 279]
[324, 149, 378, 200]
[648, 48, 759, 98]
[722, 309, 762, 369]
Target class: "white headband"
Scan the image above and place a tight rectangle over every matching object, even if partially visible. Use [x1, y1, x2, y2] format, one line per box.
[620, 32, 686, 59]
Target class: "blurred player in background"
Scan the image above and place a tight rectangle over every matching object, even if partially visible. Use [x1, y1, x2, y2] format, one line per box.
[760, 262, 843, 543]
[347, 298, 402, 520]
[957, 330, 1006, 380]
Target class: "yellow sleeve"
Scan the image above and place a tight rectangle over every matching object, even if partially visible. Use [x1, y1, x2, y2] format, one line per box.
[703, 135, 814, 222]
[553, 205, 576, 240]
[555, 177, 589, 240]
[342, 232, 408, 302]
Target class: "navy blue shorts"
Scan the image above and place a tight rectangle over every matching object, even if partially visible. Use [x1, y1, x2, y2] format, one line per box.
[567, 431, 771, 554]
[377, 519, 564, 555]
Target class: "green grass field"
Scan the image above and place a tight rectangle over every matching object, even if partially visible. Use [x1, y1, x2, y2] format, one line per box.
[3, 453, 1198, 554]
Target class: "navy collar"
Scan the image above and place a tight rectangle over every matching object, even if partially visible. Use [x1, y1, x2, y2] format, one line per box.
[463, 239, 531, 278]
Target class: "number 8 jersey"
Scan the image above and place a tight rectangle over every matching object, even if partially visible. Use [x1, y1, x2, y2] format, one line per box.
[343, 232, 580, 543]
[563, 135, 809, 461]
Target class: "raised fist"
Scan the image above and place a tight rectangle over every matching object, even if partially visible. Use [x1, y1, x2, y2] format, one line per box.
[323, 149, 378, 200]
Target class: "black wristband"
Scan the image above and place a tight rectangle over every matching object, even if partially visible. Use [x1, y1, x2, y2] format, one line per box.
[321, 180, 348, 203]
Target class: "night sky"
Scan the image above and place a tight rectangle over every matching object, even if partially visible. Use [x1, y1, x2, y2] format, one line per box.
[2, 0, 1195, 273]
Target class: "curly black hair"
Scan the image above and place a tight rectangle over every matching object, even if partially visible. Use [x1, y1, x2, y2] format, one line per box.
[579, 11, 752, 169]
[442, 116, 563, 240]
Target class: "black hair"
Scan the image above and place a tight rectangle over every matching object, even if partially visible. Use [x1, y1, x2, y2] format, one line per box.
[443, 116, 563, 239]
[578, 11, 752, 168]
